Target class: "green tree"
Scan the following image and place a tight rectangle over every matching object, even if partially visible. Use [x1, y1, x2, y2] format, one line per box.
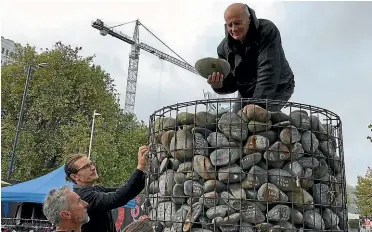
[1, 42, 147, 186]
[368, 124, 372, 142]
[355, 167, 372, 216]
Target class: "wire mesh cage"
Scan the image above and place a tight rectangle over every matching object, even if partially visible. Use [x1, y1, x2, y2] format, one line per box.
[145, 98, 348, 232]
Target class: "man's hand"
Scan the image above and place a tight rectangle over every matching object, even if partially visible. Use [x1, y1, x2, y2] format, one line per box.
[207, 72, 224, 89]
[137, 145, 149, 171]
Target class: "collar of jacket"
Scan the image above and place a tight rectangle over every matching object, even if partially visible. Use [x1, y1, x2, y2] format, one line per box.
[225, 4, 260, 52]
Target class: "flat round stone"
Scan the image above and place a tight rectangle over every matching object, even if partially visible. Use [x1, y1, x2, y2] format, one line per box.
[193, 132, 209, 156]
[240, 201, 266, 224]
[303, 210, 325, 230]
[243, 135, 270, 154]
[267, 204, 291, 222]
[244, 104, 271, 122]
[240, 152, 262, 170]
[210, 148, 241, 167]
[207, 132, 230, 148]
[280, 126, 301, 145]
[218, 164, 246, 184]
[301, 131, 319, 153]
[193, 155, 216, 180]
[263, 141, 290, 162]
[184, 180, 204, 197]
[218, 112, 249, 141]
[169, 129, 194, 161]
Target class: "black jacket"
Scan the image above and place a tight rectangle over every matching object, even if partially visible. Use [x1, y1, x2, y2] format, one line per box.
[213, 5, 295, 100]
[73, 169, 146, 232]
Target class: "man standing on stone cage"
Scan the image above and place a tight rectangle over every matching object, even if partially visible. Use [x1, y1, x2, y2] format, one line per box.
[64, 145, 149, 232]
[195, 3, 295, 113]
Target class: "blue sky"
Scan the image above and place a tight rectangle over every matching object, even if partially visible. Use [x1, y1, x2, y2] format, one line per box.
[2, 0, 371, 185]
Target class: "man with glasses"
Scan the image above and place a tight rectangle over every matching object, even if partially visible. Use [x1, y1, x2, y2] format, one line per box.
[197, 3, 295, 112]
[64, 145, 148, 232]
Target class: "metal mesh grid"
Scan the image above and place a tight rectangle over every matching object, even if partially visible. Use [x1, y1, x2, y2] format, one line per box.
[145, 98, 348, 232]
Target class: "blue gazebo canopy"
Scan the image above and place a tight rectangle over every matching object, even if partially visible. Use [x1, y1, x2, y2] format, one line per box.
[1, 165, 135, 208]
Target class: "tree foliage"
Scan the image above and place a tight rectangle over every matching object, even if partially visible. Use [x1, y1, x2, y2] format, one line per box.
[355, 167, 372, 216]
[368, 124, 372, 142]
[1, 42, 147, 186]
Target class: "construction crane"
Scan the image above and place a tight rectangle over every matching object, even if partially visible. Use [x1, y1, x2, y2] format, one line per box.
[91, 19, 199, 114]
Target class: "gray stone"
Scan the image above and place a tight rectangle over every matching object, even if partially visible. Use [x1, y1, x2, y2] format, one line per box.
[184, 180, 204, 197]
[192, 127, 213, 138]
[173, 206, 189, 232]
[206, 205, 235, 219]
[300, 168, 314, 190]
[240, 222, 255, 232]
[245, 104, 271, 122]
[213, 212, 241, 225]
[193, 155, 216, 180]
[168, 158, 181, 170]
[240, 152, 262, 170]
[312, 183, 332, 206]
[203, 180, 226, 193]
[303, 210, 325, 230]
[241, 165, 267, 189]
[243, 135, 270, 154]
[283, 161, 304, 177]
[197, 216, 214, 231]
[289, 111, 311, 130]
[264, 141, 290, 162]
[218, 112, 249, 141]
[172, 184, 186, 204]
[218, 164, 246, 184]
[150, 180, 160, 194]
[200, 191, 219, 208]
[270, 111, 289, 123]
[194, 133, 209, 156]
[184, 202, 203, 224]
[169, 129, 194, 161]
[268, 169, 297, 191]
[194, 57, 231, 79]
[229, 183, 247, 200]
[319, 141, 336, 157]
[160, 158, 170, 173]
[210, 148, 241, 167]
[157, 201, 177, 227]
[248, 120, 273, 133]
[288, 142, 305, 160]
[257, 183, 288, 203]
[323, 208, 340, 229]
[314, 159, 329, 179]
[156, 145, 169, 162]
[220, 191, 242, 210]
[267, 204, 291, 222]
[159, 170, 176, 196]
[280, 126, 301, 145]
[245, 189, 257, 200]
[329, 155, 342, 173]
[177, 162, 193, 173]
[256, 130, 278, 144]
[240, 201, 266, 224]
[301, 131, 319, 153]
[297, 157, 319, 169]
[195, 111, 217, 130]
[290, 208, 303, 224]
[287, 189, 314, 210]
[207, 132, 231, 148]
[177, 112, 195, 125]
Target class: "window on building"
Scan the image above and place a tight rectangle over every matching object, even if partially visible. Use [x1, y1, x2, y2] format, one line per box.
[6, 49, 9, 56]
[1, 47, 4, 54]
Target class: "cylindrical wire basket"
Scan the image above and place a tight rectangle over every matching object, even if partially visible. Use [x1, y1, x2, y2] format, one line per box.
[145, 98, 348, 232]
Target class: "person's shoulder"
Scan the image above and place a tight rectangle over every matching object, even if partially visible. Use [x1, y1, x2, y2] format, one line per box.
[257, 19, 281, 42]
[217, 37, 228, 53]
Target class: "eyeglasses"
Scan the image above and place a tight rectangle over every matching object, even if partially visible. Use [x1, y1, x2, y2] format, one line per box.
[76, 162, 94, 173]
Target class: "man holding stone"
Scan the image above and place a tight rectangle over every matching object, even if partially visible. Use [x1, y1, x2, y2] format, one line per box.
[196, 3, 295, 112]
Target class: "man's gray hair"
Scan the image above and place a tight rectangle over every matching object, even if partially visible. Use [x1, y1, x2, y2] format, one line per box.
[43, 185, 70, 225]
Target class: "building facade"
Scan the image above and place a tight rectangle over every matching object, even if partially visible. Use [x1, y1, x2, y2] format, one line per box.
[1, 36, 16, 65]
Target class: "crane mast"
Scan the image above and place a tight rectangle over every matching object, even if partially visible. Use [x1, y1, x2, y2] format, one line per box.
[91, 19, 198, 115]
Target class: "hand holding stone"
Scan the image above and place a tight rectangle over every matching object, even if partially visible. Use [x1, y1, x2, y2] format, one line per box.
[207, 72, 224, 89]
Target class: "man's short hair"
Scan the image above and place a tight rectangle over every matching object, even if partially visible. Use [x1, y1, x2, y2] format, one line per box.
[64, 153, 86, 183]
[43, 185, 70, 225]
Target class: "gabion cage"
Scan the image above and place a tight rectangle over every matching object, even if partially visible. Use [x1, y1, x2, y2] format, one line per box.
[145, 98, 348, 232]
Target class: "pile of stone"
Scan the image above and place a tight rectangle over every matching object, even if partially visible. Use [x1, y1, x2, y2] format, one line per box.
[146, 104, 347, 232]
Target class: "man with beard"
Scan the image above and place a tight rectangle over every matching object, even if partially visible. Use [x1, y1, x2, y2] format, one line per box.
[196, 3, 295, 112]
[43, 186, 90, 232]
[64, 145, 148, 232]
